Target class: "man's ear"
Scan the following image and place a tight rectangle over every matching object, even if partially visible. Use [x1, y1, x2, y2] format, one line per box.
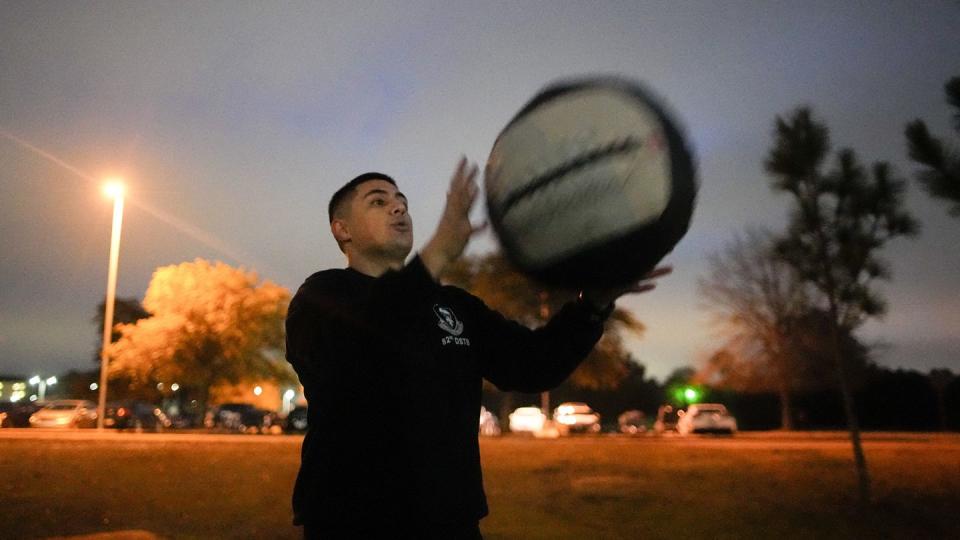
[331, 219, 351, 246]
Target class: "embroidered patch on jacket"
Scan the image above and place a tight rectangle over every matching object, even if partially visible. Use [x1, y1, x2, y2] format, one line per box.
[434, 304, 464, 336]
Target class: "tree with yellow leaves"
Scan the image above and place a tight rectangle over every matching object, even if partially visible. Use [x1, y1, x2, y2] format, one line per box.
[443, 252, 645, 391]
[107, 259, 292, 415]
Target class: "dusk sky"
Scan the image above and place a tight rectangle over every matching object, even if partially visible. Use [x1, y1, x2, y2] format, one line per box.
[1, 1, 958, 383]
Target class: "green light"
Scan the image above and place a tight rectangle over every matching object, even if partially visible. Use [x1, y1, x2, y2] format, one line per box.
[670, 385, 703, 405]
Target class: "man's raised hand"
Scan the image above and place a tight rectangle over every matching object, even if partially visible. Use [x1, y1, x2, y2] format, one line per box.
[421, 157, 486, 279]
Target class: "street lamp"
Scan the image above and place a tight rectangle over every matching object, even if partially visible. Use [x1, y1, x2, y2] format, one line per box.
[28, 375, 57, 401]
[97, 179, 125, 430]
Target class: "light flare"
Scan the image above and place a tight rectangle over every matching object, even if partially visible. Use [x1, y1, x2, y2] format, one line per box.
[0, 125, 266, 270]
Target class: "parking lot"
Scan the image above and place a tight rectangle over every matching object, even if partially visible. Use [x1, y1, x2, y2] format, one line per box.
[2, 430, 958, 539]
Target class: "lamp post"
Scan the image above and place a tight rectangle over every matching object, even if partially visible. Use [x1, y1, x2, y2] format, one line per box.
[97, 180, 125, 430]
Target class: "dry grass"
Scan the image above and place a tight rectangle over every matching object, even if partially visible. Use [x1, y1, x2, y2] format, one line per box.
[480, 434, 960, 539]
[1, 432, 957, 539]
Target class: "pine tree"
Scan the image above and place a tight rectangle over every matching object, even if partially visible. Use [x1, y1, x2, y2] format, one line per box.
[905, 76, 960, 216]
[765, 107, 918, 507]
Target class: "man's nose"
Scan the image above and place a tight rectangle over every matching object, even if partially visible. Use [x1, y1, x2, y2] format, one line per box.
[391, 200, 407, 215]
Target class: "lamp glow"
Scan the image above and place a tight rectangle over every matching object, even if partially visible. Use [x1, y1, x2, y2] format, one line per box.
[103, 180, 125, 199]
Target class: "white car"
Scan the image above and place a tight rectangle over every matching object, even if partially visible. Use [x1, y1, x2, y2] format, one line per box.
[479, 406, 501, 436]
[552, 402, 601, 434]
[508, 406, 546, 433]
[676, 403, 737, 435]
[29, 400, 98, 428]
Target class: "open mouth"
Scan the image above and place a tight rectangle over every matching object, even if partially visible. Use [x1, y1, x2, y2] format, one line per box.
[392, 223, 410, 232]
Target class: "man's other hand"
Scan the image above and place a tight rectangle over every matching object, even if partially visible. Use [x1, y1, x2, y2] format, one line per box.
[581, 266, 673, 311]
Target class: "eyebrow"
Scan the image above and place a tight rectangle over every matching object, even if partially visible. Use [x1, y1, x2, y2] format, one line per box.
[363, 189, 407, 202]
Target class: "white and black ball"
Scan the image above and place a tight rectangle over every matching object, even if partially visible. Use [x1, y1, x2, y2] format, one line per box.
[484, 76, 697, 289]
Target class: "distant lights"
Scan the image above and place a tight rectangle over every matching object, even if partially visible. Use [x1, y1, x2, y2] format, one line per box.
[283, 389, 295, 401]
[171, 383, 180, 392]
[157, 382, 164, 391]
[89, 383, 98, 391]
[253, 386, 263, 396]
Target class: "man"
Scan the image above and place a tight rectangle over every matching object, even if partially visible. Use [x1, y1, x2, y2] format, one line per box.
[285, 159, 668, 539]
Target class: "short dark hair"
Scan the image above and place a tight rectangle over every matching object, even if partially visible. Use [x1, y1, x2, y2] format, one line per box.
[327, 172, 397, 223]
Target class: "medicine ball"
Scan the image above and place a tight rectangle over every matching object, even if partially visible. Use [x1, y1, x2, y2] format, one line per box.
[484, 76, 697, 289]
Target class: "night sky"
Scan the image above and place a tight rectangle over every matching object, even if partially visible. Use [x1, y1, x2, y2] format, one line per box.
[1, 1, 958, 382]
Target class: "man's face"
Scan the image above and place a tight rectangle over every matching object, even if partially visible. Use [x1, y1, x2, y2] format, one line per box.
[338, 179, 413, 259]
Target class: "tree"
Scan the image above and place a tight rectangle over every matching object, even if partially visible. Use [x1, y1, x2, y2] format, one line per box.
[106, 259, 292, 414]
[697, 229, 810, 429]
[929, 368, 955, 432]
[905, 76, 960, 216]
[765, 107, 918, 506]
[781, 309, 873, 389]
[92, 297, 149, 359]
[443, 252, 644, 390]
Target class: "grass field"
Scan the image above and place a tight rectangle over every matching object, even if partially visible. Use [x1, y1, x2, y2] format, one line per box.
[1, 431, 958, 539]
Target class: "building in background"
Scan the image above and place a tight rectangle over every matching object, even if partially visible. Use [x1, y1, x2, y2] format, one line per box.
[0, 374, 28, 403]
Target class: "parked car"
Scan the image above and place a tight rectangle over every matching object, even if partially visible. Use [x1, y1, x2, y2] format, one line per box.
[676, 403, 738, 435]
[166, 410, 204, 429]
[653, 404, 680, 434]
[618, 409, 647, 434]
[251, 408, 282, 434]
[104, 400, 171, 432]
[29, 400, 98, 428]
[508, 406, 546, 433]
[479, 406, 501, 436]
[0, 401, 42, 427]
[552, 402, 601, 434]
[285, 405, 308, 433]
[207, 403, 282, 434]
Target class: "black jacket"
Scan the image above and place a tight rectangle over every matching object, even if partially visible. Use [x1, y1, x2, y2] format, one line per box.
[284, 255, 610, 530]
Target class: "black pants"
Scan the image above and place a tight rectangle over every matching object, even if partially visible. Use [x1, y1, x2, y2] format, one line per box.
[302, 521, 482, 540]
